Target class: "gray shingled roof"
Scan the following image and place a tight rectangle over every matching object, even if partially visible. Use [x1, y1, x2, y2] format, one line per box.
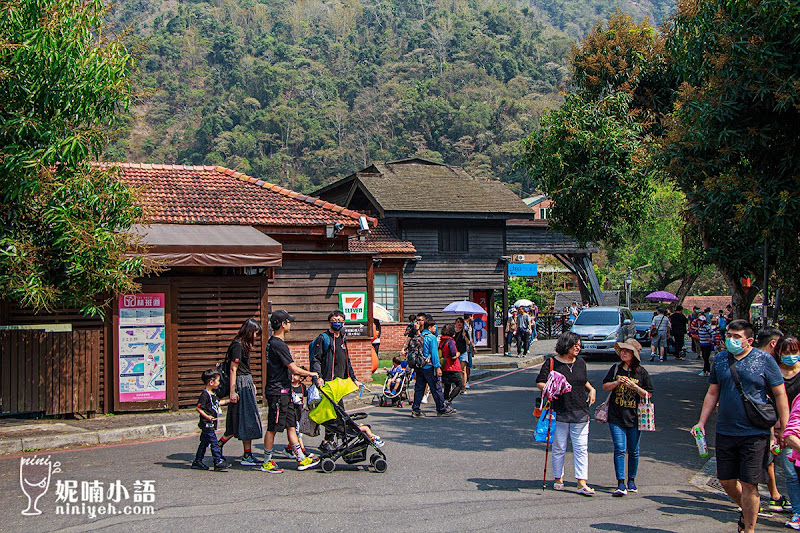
[317, 159, 533, 217]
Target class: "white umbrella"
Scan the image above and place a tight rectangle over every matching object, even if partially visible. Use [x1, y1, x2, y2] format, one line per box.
[372, 302, 394, 322]
[513, 299, 534, 308]
[442, 300, 487, 314]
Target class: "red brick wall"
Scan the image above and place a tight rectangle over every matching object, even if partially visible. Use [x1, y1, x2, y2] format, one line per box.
[379, 324, 407, 352]
[287, 339, 374, 383]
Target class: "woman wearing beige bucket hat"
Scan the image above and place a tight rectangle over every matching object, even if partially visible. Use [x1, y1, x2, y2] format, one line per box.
[601, 338, 654, 496]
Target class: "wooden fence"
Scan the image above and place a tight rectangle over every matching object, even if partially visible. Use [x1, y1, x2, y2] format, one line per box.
[0, 329, 101, 416]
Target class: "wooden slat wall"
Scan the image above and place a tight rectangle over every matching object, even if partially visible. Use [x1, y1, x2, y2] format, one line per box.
[270, 258, 369, 342]
[175, 279, 265, 407]
[0, 330, 100, 415]
[398, 221, 505, 323]
[2, 305, 106, 411]
[506, 226, 594, 254]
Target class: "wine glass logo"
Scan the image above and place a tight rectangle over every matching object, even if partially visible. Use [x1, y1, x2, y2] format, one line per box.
[20, 456, 52, 516]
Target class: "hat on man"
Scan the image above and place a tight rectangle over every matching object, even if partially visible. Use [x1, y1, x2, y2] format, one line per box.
[614, 338, 643, 360]
[269, 310, 296, 329]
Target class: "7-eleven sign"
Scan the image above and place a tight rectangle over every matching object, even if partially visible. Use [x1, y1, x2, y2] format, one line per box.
[339, 292, 368, 323]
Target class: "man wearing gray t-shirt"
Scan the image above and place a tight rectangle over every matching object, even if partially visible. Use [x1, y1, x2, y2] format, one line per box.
[516, 309, 531, 356]
[649, 307, 670, 362]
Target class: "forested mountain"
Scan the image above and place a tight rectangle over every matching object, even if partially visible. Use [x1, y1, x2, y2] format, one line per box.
[105, 0, 675, 194]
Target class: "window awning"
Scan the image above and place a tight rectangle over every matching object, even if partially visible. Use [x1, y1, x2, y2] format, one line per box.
[129, 224, 282, 267]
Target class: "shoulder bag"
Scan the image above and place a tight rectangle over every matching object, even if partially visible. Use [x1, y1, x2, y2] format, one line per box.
[594, 363, 619, 424]
[728, 353, 778, 430]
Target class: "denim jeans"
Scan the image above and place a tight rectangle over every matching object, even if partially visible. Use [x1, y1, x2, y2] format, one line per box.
[780, 447, 800, 510]
[552, 421, 589, 480]
[196, 428, 223, 465]
[609, 423, 641, 481]
[412, 366, 446, 412]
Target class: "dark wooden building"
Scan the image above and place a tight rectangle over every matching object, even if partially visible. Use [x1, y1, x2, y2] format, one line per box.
[315, 158, 534, 351]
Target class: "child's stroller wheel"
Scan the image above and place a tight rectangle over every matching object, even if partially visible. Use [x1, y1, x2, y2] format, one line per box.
[321, 458, 336, 473]
[398, 401, 404, 408]
[379, 397, 385, 407]
[373, 458, 388, 473]
[370, 453, 380, 466]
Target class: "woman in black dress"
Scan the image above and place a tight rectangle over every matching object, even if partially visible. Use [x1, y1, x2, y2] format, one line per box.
[219, 318, 264, 466]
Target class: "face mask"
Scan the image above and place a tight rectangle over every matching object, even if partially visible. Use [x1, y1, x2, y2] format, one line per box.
[330, 321, 344, 331]
[782, 354, 800, 366]
[725, 337, 746, 355]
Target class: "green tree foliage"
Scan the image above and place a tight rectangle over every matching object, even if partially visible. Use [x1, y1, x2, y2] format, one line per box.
[520, 91, 653, 246]
[0, 0, 147, 316]
[104, 0, 672, 194]
[663, 0, 800, 318]
[602, 180, 708, 298]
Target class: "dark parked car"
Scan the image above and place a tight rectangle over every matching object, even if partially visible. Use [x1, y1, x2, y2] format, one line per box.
[632, 311, 657, 347]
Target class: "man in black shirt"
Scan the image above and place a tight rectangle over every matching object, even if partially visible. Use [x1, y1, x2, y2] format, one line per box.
[261, 310, 321, 474]
[311, 309, 363, 452]
[670, 305, 689, 360]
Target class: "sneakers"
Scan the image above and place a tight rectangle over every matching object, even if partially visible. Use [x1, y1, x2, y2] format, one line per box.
[422, 393, 429, 404]
[785, 513, 800, 529]
[260, 460, 284, 474]
[372, 435, 385, 448]
[297, 456, 321, 471]
[649, 354, 656, 362]
[465, 382, 470, 389]
[627, 479, 638, 493]
[240, 453, 258, 466]
[319, 441, 338, 454]
[282, 446, 296, 459]
[613, 482, 627, 497]
[213, 461, 229, 471]
[411, 410, 426, 418]
[769, 496, 791, 513]
[191, 460, 209, 470]
[437, 407, 457, 417]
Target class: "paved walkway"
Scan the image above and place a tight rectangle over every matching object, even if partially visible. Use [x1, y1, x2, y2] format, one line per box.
[0, 339, 558, 455]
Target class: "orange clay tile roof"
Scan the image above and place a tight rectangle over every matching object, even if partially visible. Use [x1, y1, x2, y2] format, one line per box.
[349, 219, 416, 255]
[96, 163, 377, 228]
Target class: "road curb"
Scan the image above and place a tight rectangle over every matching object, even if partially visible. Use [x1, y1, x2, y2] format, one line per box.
[2, 396, 373, 454]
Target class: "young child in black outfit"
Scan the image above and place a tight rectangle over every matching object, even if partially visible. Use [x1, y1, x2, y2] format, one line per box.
[192, 369, 231, 471]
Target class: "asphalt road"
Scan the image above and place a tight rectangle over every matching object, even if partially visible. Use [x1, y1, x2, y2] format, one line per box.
[0, 356, 791, 532]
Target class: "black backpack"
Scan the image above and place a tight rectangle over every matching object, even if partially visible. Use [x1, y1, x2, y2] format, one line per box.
[406, 334, 428, 369]
[216, 356, 231, 398]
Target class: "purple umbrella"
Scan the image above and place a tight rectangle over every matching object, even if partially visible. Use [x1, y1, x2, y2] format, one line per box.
[645, 290, 679, 302]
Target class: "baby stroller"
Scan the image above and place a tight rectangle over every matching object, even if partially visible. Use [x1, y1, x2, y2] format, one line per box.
[379, 369, 412, 407]
[311, 379, 388, 474]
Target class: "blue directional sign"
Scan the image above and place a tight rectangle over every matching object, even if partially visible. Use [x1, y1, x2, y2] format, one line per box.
[508, 263, 538, 277]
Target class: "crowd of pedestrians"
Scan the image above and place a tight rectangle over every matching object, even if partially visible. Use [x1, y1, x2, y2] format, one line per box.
[693, 320, 800, 532]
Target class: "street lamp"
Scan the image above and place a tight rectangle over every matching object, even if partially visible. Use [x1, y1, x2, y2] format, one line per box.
[625, 272, 632, 309]
[625, 264, 651, 309]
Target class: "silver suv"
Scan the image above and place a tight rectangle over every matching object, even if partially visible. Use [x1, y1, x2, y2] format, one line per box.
[570, 306, 637, 356]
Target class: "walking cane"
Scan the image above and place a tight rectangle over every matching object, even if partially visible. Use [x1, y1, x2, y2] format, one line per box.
[542, 399, 552, 490]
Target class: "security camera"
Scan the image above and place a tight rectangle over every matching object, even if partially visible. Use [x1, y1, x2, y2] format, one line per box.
[334, 223, 345, 232]
[358, 216, 369, 232]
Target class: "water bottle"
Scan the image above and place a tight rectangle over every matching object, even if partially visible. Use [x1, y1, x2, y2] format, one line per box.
[694, 426, 708, 458]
